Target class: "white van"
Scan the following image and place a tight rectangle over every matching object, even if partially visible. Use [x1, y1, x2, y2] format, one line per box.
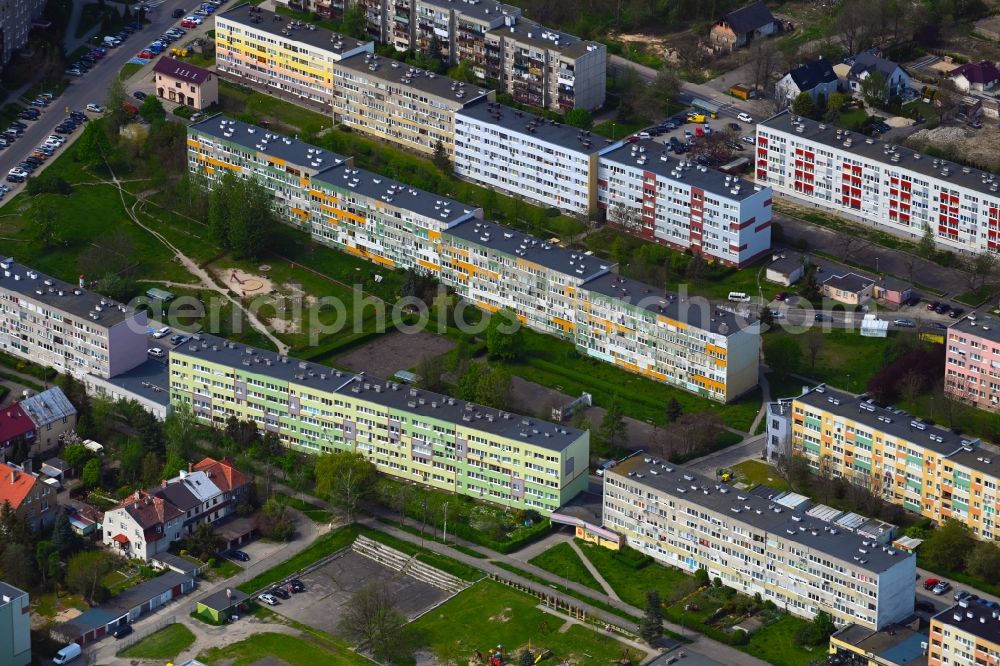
[727, 291, 751, 303]
[53, 643, 82, 664]
[103, 36, 121, 47]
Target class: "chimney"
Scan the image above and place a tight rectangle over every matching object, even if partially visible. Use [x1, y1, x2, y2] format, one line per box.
[162, 479, 168, 488]
[188, 462, 193, 473]
[134, 490, 141, 501]
[10, 469, 16, 483]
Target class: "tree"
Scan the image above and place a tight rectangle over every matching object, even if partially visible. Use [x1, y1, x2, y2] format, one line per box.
[257, 498, 296, 541]
[66, 550, 118, 604]
[764, 336, 802, 377]
[475, 367, 512, 410]
[837, 0, 873, 54]
[921, 519, 975, 572]
[964, 252, 997, 293]
[596, 396, 628, 452]
[142, 452, 163, 487]
[918, 222, 936, 257]
[799, 267, 822, 302]
[415, 354, 445, 393]
[797, 610, 837, 646]
[188, 523, 223, 560]
[485, 308, 524, 361]
[82, 458, 101, 489]
[518, 651, 535, 666]
[29, 198, 59, 247]
[341, 3, 366, 39]
[51, 510, 77, 556]
[665, 397, 683, 423]
[139, 94, 166, 124]
[315, 451, 377, 523]
[432, 139, 450, 172]
[164, 403, 198, 460]
[207, 173, 277, 260]
[62, 443, 92, 474]
[2, 543, 34, 589]
[640, 590, 664, 643]
[104, 76, 129, 131]
[826, 92, 851, 121]
[967, 542, 1000, 581]
[0, 501, 33, 547]
[806, 331, 823, 370]
[642, 67, 681, 118]
[791, 92, 817, 119]
[338, 582, 407, 661]
[860, 71, 888, 109]
[564, 108, 593, 130]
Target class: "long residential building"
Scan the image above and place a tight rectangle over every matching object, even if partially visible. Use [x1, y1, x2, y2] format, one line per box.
[215, 3, 374, 111]
[0, 0, 45, 74]
[944, 314, 1000, 413]
[779, 384, 1000, 541]
[757, 110, 1000, 254]
[0, 581, 30, 666]
[603, 455, 916, 630]
[598, 139, 773, 267]
[187, 115, 762, 402]
[929, 597, 1000, 665]
[331, 52, 493, 158]
[169, 334, 589, 514]
[0, 257, 148, 380]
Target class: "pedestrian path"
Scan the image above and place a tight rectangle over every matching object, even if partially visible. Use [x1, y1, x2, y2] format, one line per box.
[567, 539, 620, 601]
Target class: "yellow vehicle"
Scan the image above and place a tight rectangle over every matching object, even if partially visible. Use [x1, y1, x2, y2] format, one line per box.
[170, 46, 192, 57]
[687, 113, 706, 123]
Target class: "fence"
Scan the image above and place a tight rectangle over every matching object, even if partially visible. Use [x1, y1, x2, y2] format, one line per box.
[92, 614, 177, 661]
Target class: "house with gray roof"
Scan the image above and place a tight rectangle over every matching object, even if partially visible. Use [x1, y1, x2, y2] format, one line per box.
[847, 49, 911, 100]
[776, 57, 839, 105]
[710, 1, 780, 50]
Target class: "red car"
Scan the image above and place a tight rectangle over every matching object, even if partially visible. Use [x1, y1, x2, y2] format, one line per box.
[180, 19, 197, 28]
[776, 292, 788, 301]
[922, 578, 941, 590]
[137, 50, 154, 59]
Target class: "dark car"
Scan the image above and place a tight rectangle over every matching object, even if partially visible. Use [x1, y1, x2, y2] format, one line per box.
[906, 294, 920, 307]
[727, 122, 740, 131]
[290, 578, 305, 592]
[133, 91, 147, 101]
[230, 550, 250, 562]
[927, 301, 939, 311]
[112, 624, 133, 639]
[6, 173, 24, 183]
[815, 313, 830, 322]
[949, 307, 965, 319]
[270, 586, 291, 600]
[915, 600, 935, 613]
[934, 302, 950, 314]
[172, 7, 186, 16]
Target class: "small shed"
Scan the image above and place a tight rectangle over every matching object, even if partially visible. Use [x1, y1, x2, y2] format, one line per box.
[146, 287, 176, 302]
[861, 315, 889, 338]
[196, 588, 249, 623]
[765, 251, 806, 286]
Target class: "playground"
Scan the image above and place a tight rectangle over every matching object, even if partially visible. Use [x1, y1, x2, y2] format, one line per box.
[220, 266, 276, 299]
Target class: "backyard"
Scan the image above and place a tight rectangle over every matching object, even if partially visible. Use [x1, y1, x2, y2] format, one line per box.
[118, 623, 196, 659]
[731, 460, 789, 492]
[527, 542, 604, 593]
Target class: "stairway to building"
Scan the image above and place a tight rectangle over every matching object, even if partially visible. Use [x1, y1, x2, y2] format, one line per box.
[352, 535, 470, 595]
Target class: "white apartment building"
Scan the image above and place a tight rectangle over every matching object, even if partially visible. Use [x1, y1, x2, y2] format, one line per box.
[455, 100, 617, 216]
[0, 0, 44, 73]
[603, 456, 916, 630]
[331, 52, 492, 158]
[0, 258, 148, 380]
[757, 110, 1000, 254]
[215, 3, 373, 111]
[598, 140, 773, 268]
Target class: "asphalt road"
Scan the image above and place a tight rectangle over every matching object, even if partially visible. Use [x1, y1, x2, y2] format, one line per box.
[0, 0, 194, 192]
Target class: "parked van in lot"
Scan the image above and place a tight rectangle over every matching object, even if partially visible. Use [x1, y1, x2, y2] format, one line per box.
[53, 643, 82, 664]
[728, 291, 751, 303]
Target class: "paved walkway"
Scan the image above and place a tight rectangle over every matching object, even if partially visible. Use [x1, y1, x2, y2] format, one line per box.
[567, 539, 620, 602]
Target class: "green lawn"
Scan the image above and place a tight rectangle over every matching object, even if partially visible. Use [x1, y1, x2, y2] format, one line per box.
[238, 525, 361, 593]
[768, 328, 892, 393]
[898, 394, 1000, 444]
[197, 632, 366, 666]
[410, 581, 642, 664]
[274, 492, 333, 523]
[220, 80, 332, 135]
[768, 371, 809, 401]
[118, 623, 196, 659]
[593, 118, 648, 140]
[527, 542, 604, 593]
[120, 62, 144, 81]
[575, 541, 696, 607]
[744, 616, 822, 666]
[731, 460, 789, 492]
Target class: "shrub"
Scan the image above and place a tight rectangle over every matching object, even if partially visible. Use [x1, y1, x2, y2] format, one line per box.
[26, 173, 72, 195]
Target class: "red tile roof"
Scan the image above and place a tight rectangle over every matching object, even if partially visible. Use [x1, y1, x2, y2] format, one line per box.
[0, 463, 40, 509]
[152, 56, 212, 85]
[118, 491, 184, 536]
[112, 533, 130, 544]
[0, 404, 35, 445]
[193, 457, 248, 493]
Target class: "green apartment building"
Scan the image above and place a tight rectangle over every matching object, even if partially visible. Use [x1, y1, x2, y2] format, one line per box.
[169, 335, 589, 514]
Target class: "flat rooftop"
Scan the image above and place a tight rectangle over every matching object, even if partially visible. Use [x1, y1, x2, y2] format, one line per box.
[601, 139, 762, 202]
[337, 52, 490, 107]
[458, 100, 613, 155]
[580, 271, 750, 338]
[189, 115, 351, 172]
[0, 581, 26, 602]
[796, 386, 984, 460]
[105, 358, 171, 407]
[834, 622, 928, 666]
[490, 18, 598, 58]
[935, 598, 1000, 646]
[0, 258, 139, 328]
[445, 219, 612, 280]
[171, 335, 583, 451]
[217, 3, 372, 56]
[312, 165, 479, 226]
[760, 110, 1000, 200]
[949, 312, 1000, 345]
[612, 456, 912, 574]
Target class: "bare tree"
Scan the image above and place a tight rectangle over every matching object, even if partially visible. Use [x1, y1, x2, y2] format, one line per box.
[314, 451, 376, 523]
[806, 331, 824, 370]
[338, 583, 407, 661]
[837, 0, 874, 55]
[936, 79, 963, 122]
[963, 251, 998, 294]
[608, 201, 644, 234]
[746, 39, 778, 93]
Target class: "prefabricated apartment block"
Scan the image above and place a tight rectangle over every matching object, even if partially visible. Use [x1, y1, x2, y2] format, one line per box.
[776, 385, 1000, 541]
[598, 139, 773, 267]
[0, 258, 148, 380]
[929, 596, 1000, 665]
[603, 456, 916, 630]
[169, 334, 589, 514]
[945, 314, 1000, 413]
[188, 115, 761, 402]
[757, 110, 1000, 254]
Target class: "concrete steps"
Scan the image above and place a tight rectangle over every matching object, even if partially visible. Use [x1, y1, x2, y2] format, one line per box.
[352, 535, 469, 594]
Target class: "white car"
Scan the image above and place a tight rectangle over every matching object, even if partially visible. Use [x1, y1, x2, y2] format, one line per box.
[86, 103, 104, 113]
[258, 593, 278, 606]
[8, 168, 27, 177]
[46, 135, 66, 144]
[153, 326, 171, 338]
[147, 347, 165, 358]
[184, 15, 204, 24]
[737, 112, 754, 123]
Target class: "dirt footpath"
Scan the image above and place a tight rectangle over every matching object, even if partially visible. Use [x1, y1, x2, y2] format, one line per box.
[333, 331, 455, 378]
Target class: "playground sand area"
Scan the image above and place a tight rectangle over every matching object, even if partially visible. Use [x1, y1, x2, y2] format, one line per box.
[213, 266, 317, 334]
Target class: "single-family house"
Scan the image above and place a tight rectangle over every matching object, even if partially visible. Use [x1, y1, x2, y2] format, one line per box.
[949, 60, 1000, 93]
[765, 251, 807, 286]
[18, 387, 77, 456]
[873, 276, 913, 306]
[847, 50, 911, 101]
[0, 405, 35, 460]
[103, 491, 185, 561]
[710, 1, 780, 51]
[152, 57, 218, 110]
[821, 272, 875, 305]
[0, 462, 57, 530]
[775, 57, 839, 105]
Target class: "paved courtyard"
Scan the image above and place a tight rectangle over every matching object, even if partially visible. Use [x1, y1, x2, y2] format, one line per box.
[270, 551, 450, 636]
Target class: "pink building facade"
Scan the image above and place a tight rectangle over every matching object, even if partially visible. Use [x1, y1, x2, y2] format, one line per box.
[945, 317, 1000, 412]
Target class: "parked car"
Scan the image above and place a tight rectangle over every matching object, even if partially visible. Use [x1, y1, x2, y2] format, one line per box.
[814, 313, 830, 322]
[111, 624, 133, 639]
[727, 122, 741, 131]
[230, 550, 250, 562]
[949, 307, 965, 319]
[934, 302, 950, 314]
[737, 112, 754, 123]
[933, 581, 952, 595]
[893, 319, 915, 327]
[290, 579, 305, 593]
[926, 301, 939, 311]
[137, 49, 154, 59]
[172, 7, 185, 17]
[742, 135, 755, 144]
[271, 587, 290, 600]
[258, 593, 278, 606]
[775, 292, 788, 301]
[180, 19, 197, 28]
[169, 334, 190, 345]
[915, 600, 935, 613]
[923, 578, 941, 590]
[147, 347, 165, 358]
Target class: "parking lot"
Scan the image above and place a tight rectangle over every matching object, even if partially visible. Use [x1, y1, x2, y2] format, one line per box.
[627, 110, 758, 168]
[267, 551, 450, 637]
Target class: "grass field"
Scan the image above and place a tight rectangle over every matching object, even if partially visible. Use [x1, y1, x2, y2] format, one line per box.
[274, 492, 333, 523]
[527, 542, 604, 593]
[409, 581, 641, 665]
[744, 616, 823, 666]
[119, 62, 144, 80]
[198, 632, 366, 666]
[731, 460, 789, 491]
[575, 541, 696, 608]
[593, 118, 648, 139]
[768, 328, 891, 393]
[118, 623, 196, 659]
[219, 80, 332, 135]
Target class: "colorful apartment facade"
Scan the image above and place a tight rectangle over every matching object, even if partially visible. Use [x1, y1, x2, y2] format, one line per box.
[603, 456, 916, 630]
[929, 597, 1000, 665]
[215, 3, 374, 111]
[945, 315, 1000, 413]
[598, 139, 773, 268]
[0, 258, 148, 380]
[786, 385, 1000, 541]
[169, 334, 590, 514]
[187, 115, 761, 402]
[757, 110, 1000, 254]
